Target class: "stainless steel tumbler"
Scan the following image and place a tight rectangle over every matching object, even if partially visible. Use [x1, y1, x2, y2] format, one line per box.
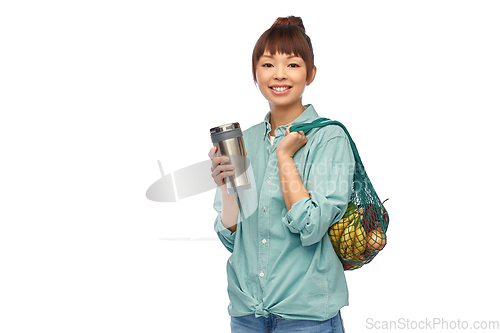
[210, 122, 251, 194]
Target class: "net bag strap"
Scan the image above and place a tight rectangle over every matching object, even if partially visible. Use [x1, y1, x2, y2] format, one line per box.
[290, 118, 364, 169]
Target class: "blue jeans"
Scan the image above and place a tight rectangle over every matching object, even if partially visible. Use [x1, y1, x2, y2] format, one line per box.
[230, 311, 344, 333]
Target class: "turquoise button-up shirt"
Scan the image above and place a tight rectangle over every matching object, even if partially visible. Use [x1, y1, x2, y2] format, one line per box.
[213, 104, 355, 321]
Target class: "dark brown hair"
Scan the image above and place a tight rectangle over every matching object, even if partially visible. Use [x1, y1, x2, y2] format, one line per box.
[252, 16, 314, 82]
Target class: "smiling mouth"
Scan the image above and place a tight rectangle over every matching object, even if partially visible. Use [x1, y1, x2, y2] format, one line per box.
[270, 86, 291, 92]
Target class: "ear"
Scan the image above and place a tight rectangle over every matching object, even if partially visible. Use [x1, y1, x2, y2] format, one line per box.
[306, 66, 317, 86]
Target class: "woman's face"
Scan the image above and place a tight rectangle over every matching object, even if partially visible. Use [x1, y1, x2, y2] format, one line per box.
[255, 51, 314, 110]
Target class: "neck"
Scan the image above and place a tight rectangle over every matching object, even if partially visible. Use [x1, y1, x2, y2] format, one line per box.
[269, 101, 306, 136]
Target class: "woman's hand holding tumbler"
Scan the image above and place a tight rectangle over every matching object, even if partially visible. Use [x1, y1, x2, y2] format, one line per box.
[209, 146, 238, 233]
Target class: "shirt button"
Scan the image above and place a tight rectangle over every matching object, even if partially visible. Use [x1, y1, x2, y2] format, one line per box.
[259, 271, 265, 277]
[262, 239, 267, 244]
[263, 207, 266, 213]
[267, 177, 271, 183]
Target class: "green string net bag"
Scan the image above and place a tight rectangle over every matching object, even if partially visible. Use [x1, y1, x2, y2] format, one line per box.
[290, 118, 389, 271]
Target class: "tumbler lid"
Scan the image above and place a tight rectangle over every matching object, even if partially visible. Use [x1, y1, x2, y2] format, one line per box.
[210, 122, 240, 135]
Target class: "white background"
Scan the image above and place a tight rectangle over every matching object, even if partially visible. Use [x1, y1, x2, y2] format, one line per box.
[1, 1, 499, 332]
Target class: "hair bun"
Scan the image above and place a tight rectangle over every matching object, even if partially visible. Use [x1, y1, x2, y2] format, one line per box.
[271, 16, 306, 33]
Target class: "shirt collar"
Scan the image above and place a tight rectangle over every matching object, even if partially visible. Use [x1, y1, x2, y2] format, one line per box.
[263, 104, 318, 138]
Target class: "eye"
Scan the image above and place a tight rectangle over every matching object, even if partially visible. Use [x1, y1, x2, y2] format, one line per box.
[262, 63, 273, 68]
[289, 63, 299, 68]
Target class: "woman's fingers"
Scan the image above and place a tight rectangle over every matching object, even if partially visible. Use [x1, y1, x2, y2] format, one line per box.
[209, 146, 221, 171]
[208, 146, 235, 186]
[211, 164, 235, 187]
[212, 165, 235, 180]
[208, 146, 216, 159]
[211, 155, 231, 172]
[285, 124, 305, 137]
[212, 162, 234, 174]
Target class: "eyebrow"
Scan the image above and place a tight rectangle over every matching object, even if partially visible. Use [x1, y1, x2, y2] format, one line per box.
[261, 54, 300, 59]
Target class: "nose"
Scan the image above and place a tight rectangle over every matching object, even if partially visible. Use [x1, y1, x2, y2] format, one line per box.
[273, 65, 287, 80]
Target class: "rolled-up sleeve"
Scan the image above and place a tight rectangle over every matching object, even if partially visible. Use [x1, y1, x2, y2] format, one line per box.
[213, 186, 238, 253]
[282, 136, 355, 247]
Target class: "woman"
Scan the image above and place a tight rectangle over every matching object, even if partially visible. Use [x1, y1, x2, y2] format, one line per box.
[209, 16, 354, 333]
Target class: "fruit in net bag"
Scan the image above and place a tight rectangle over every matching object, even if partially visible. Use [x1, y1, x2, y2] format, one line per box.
[339, 215, 367, 260]
[329, 202, 357, 247]
[365, 228, 386, 253]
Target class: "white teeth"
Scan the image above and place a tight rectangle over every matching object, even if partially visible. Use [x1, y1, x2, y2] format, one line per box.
[272, 87, 290, 92]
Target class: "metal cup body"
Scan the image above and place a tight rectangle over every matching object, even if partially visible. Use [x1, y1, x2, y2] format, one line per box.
[210, 123, 251, 193]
